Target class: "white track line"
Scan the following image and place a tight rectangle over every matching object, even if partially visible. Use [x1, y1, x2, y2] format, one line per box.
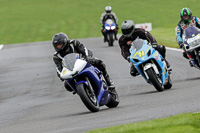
[166, 47, 182, 52]
[0, 44, 4, 50]
[0, 43, 181, 52]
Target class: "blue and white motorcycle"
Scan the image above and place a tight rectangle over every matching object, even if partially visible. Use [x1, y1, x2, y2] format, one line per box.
[104, 19, 117, 46]
[183, 26, 200, 70]
[57, 53, 119, 112]
[129, 39, 172, 92]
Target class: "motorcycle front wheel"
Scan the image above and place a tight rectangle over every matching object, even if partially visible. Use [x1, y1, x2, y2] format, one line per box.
[107, 33, 114, 46]
[76, 83, 99, 112]
[146, 68, 164, 92]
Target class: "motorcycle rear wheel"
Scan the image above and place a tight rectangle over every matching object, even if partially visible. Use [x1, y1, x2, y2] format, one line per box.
[106, 88, 119, 108]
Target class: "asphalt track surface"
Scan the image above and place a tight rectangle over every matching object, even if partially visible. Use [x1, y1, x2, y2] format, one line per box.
[0, 37, 200, 133]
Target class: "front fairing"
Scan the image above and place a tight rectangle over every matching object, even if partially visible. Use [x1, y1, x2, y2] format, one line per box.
[184, 35, 200, 52]
[184, 26, 200, 52]
[130, 39, 168, 84]
[62, 54, 110, 105]
[104, 19, 116, 32]
[60, 53, 87, 79]
[130, 40, 158, 67]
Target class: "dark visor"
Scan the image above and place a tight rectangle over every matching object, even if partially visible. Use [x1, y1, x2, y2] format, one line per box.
[122, 26, 134, 35]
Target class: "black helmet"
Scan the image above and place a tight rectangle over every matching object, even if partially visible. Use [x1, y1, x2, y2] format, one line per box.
[121, 20, 135, 37]
[105, 6, 112, 13]
[180, 7, 192, 23]
[52, 33, 68, 52]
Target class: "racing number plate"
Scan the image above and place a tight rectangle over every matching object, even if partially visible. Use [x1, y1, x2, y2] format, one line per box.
[134, 50, 145, 58]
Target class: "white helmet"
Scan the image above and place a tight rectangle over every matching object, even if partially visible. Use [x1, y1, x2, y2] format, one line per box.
[105, 6, 112, 13]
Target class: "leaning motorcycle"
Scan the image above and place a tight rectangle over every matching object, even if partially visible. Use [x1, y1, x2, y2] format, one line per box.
[103, 19, 117, 46]
[130, 39, 172, 92]
[183, 26, 200, 70]
[57, 53, 119, 112]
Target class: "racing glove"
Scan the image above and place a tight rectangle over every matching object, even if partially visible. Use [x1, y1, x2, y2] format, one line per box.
[179, 42, 184, 49]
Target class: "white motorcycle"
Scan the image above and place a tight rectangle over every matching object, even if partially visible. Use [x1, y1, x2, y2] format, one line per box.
[184, 26, 200, 69]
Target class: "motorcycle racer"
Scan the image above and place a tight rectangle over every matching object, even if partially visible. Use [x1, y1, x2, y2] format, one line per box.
[119, 20, 170, 77]
[176, 7, 200, 61]
[100, 6, 119, 42]
[52, 33, 115, 92]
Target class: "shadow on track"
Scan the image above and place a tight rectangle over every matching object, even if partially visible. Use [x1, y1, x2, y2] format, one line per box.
[52, 106, 119, 119]
[186, 77, 200, 81]
[134, 90, 159, 96]
[173, 76, 200, 83]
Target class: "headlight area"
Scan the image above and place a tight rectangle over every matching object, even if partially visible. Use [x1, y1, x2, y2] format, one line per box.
[105, 26, 110, 30]
[189, 41, 197, 47]
[189, 38, 200, 47]
[111, 26, 116, 30]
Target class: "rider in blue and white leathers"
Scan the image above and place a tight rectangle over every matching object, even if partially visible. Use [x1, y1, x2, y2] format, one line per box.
[176, 7, 200, 59]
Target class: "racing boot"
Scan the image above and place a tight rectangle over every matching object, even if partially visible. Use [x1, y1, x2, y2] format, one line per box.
[189, 60, 194, 67]
[114, 32, 118, 40]
[103, 34, 107, 42]
[115, 35, 118, 40]
[130, 64, 139, 77]
[104, 37, 107, 42]
[183, 51, 189, 59]
[162, 58, 170, 68]
[102, 29, 107, 42]
[104, 74, 115, 89]
[115, 28, 118, 40]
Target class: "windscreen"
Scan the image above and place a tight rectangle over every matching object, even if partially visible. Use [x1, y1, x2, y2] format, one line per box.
[184, 26, 200, 38]
[131, 39, 145, 51]
[62, 53, 79, 71]
[105, 19, 113, 25]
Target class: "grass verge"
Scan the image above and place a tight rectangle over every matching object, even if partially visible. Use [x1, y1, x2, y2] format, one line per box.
[87, 112, 200, 133]
[0, 0, 199, 47]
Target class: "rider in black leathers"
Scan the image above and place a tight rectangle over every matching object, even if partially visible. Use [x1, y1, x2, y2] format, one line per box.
[52, 33, 114, 92]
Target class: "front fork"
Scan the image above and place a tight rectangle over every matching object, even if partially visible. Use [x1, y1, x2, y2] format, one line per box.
[85, 77, 95, 97]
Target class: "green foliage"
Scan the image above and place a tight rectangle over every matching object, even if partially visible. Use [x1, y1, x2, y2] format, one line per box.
[0, 0, 199, 46]
[88, 112, 200, 133]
